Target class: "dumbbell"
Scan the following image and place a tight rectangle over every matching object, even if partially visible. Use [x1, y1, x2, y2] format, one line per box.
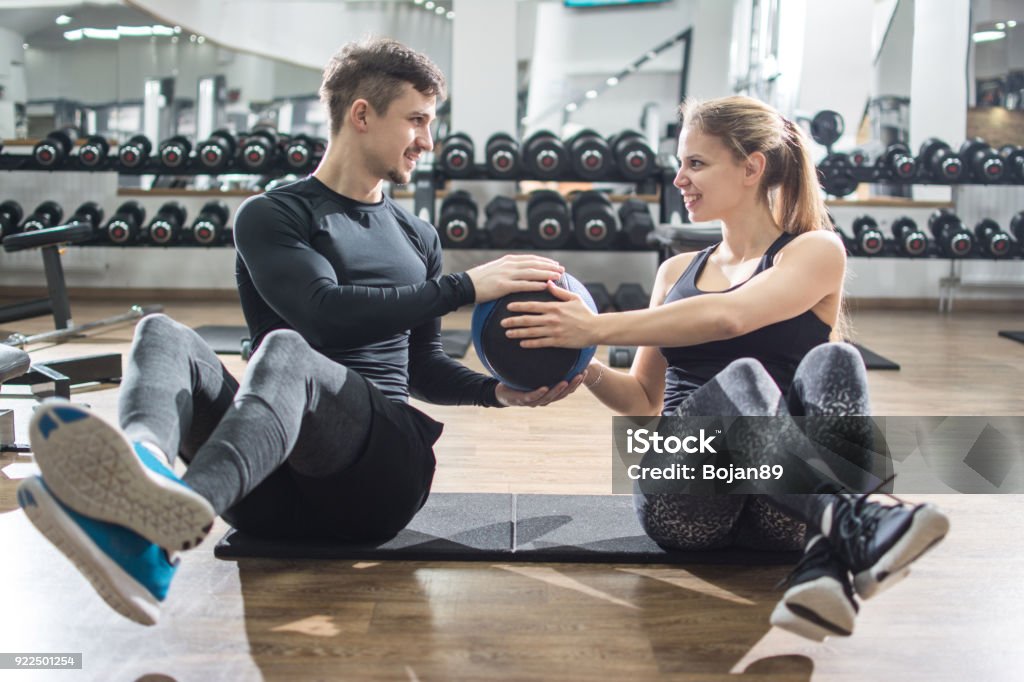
[197, 129, 237, 172]
[849, 148, 871, 167]
[237, 129, 279, 172]
[484, 132, 520, 179]
[78, 135, 111, 169]
[918, 138, 963, 182]
[1012, 211, 1024, 245]
[439, 132, 475, 178]
[311, 137, 327, 163]
[69, 201, 105, 240]
[608, 345, 637, 368]
[817, 153, 858, 197]
[21, 201, 64, 232]
[809, 110, 844, 148]
[608, 130, 655, 181]
[850, 215, 885, 256]
[119, 134, 153, 170]
[566, 129, 612, 180]
[33, 129, 76, 169]
[526, 190, 572, 249]
[437, 190, 479, 248]
[584, 283, 614, 313]
[878, 143, 917, 180]
[158, 135, 192, 171]
[104, 201, 146, 245]
[958, 138, 1005, 183]
[928, 209, 973, 257]
[483, 195, 521, 248]
[619, 199, 655, 249]
[185, 200, 230, 245]
[973, 219, 1012, 258]
[613, 283, 648, 311]
[283, 134, 316, 172]
[144, 201, 187, 245]
[571, 191, 619, 249]
[891, 216, 928, 257]
[0, 200, 24, 240]
[999, 145, 1024, 183]
[523, 130, 568, 180]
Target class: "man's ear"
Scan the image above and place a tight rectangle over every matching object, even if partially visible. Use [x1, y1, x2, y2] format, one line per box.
[349, 99, 370, 132]
[744, 151, 767, 186]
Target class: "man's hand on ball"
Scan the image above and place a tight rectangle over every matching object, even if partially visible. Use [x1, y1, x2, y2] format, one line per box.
[466, 254, 564, 303]
[502, 281, 601, 349]
[495, 372, 587, 407]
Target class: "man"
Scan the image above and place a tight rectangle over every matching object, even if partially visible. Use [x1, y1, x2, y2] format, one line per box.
[17, 38, 582, 626]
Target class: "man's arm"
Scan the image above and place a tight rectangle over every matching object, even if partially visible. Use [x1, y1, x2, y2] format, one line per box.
[407, 317, 503, 407]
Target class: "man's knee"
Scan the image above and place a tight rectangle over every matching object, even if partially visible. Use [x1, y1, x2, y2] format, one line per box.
[135, 312, 188, 342]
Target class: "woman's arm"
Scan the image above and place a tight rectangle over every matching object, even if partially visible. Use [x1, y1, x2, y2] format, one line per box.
[505, 230, 845, 349]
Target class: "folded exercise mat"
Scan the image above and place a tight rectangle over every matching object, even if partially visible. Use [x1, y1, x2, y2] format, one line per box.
[852, 343, 900, 370]
[215, 493, 801, 565]
[193, 325, 473, 359]
[998, 330, 1024, 345]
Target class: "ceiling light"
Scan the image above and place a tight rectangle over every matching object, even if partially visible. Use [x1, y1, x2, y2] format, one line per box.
[565, 102, 578, 112]
[1008, 20, 1018, 28]
[425, 1, 435, 8]
[22, 42, 29, 49]
[447, 11, 454, 19]
[414, 0, 424, 4]
[606, 76, 619, 86]
[435, 5, 445, 14]
[63, 30, 81, 41]
[118, 25, 153, 36]
[83, 28, 119, 40]
[585, 89, 598, 99]
[197, 35, 206, 44]
[173, 25, 181, 33]
[972, 29, 1006, 42]
[996, 22, 1006, 29]
[55, 14, 71, 25]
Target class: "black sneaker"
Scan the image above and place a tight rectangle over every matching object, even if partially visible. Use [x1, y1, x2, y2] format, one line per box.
[822, 494, 949, 599]
[770, 535, 859, 641]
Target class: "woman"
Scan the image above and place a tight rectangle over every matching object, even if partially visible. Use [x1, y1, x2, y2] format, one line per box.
[502, 96, 948, 641]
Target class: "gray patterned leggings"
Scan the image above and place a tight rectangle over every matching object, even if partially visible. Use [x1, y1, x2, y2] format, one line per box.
[634, 342, 873, 551]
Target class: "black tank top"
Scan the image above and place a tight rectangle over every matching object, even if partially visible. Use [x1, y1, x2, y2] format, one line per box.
[660, 232, 832, 414]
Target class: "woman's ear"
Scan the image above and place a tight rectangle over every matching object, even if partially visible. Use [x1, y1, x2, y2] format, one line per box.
[744, 151, 767, 186]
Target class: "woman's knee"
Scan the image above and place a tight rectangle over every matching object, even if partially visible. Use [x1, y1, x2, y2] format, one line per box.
[718, 358, 782, 414]
[800, 342, 865, 376]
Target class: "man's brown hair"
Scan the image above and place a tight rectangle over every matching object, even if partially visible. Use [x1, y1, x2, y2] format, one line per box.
[319, 37, 447, 136]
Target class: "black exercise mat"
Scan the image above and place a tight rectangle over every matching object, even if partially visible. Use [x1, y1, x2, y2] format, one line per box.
[853, 343, 900, 370]
[194, 325, 248, 354]
[441, 329, 472, 358]
[215, 493, 800, 565]
[998, 331, 1024, 345]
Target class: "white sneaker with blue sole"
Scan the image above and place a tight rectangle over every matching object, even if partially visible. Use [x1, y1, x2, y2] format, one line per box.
[29, 401, 215, 552]
[17, 475, 177, 626]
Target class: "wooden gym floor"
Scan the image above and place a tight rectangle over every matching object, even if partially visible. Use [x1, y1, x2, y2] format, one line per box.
[1, 298, 1022, 681]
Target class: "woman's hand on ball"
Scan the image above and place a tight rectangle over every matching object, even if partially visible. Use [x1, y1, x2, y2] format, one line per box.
[495, 372, 587, 407]
[502, 281, 601, 348]
[467, 254, 564, 303]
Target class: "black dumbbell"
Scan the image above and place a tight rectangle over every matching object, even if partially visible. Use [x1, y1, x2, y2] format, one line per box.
[144, 201, 187, 245]
[484, 132, 520, 179]
[526, 190, 572, 249]
[570, 191, 619, 250]
[584, 282, 614, 313]
[619, 198, 655, 249]
[33, 129, 75, 169]
[999, 145, 1024, 183]
[437, 191, 479, 248]
[311, 137, 327, 162]
[958, 138, 1005, 183]
[849, 148, 871, 167]
[879, 143, 917, 180]
[185, 200, 230, 245]
[158, 135, 192, 171]
[566, 129, 612, 180]
[21, 201, 64, 232]
[483, 195, 520, 248]
[608, 345, 637, 368]
[104, 201, 146, 245]
[237, 129, 279, 172]
[918, 138, 964, 182]
[197, 129, 237, 172]
[523, 130, 568, 179]
[928, 209, 973, 257]
[1012, 211, 1024, 245]
[973, 219, 1012, 258]
[78, 135, 111, 169]
[608, 130, 655, 180]
[69, 201, 105, 239]
[809, 110, 845, 148]
[119, 134, 152, 170]
[283, 134, 315, 172]
[439, 132, 475, 178]
[0, 200, 24, 240]
[613, 283, 648, 311]
[850, 215, 885, 256]
[817, 153, 858, 197]
[891, 216, 928, 257]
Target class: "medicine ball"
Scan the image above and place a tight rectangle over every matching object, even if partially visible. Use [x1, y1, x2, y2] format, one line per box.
[471, 273, 598, 391]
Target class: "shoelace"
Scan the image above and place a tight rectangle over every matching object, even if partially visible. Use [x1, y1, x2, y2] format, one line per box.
[834, 474, 903, 563]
